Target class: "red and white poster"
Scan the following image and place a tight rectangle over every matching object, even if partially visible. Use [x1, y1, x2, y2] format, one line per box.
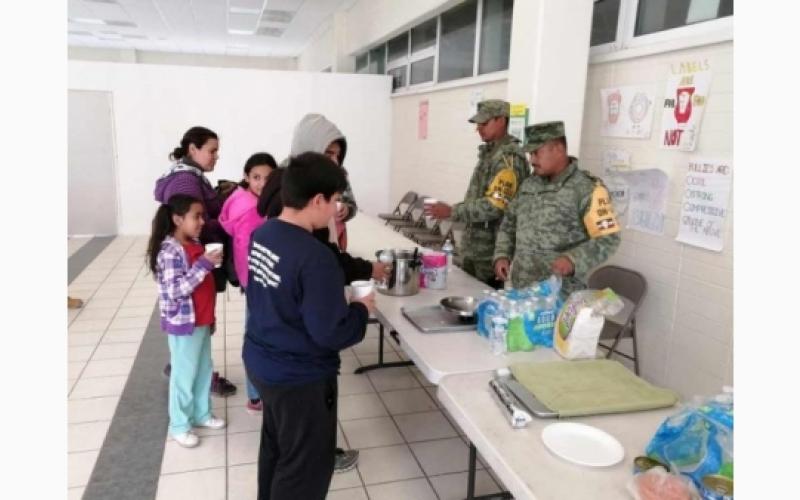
[660, 70, 712, 151]
[600, 85, 656, 139]
[418, 100, 429, 140]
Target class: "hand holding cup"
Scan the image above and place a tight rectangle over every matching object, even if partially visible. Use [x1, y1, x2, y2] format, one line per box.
[204, 243, 224, 268]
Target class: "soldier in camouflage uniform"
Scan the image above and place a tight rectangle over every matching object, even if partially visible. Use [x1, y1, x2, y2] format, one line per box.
[493, 121, 621, 299]
[427, 99, 529, 288]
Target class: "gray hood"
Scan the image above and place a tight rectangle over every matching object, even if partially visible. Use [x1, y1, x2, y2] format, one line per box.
[281, 113, 347, 166]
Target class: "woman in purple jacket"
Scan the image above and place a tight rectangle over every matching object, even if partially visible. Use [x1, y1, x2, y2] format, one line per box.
[154, 126, 236, 397]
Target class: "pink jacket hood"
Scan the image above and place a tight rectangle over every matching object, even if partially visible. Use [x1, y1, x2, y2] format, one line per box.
[219, 187, 265, 287]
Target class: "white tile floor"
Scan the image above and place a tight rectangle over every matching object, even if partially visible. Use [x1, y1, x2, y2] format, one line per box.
[67, 236, 507, 499]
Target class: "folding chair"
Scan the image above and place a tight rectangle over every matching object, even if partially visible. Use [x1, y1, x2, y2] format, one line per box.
[378, 190, 418, 225]
[388, 196, 427, 232]
[587, 265, 648, 375]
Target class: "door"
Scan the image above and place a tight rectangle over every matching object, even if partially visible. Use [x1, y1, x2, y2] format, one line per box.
[68, 90, 119, 236]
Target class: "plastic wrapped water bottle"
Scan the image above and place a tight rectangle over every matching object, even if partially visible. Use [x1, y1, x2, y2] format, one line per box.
[441, 238, 454, 272]
[491, 315, 508, 355]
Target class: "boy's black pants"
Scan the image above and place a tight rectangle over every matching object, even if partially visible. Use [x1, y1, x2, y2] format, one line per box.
[248, 373, 337, 500]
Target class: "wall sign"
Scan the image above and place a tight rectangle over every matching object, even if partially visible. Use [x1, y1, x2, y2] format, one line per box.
[676, 158, 732, 252]
[660, 70, 712, 151]
[600, 85, 656, 139]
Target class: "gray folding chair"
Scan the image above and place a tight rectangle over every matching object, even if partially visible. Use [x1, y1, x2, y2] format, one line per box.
[379, 190, 418, 225]
[587, 265, 648, 375]
[389, 196, 427, 232]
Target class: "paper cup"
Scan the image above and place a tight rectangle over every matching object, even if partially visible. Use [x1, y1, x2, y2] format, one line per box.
[204, 243, 223, 268]
[350, 280, 374, 299]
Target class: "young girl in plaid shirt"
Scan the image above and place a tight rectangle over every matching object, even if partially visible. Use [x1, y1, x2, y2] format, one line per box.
[147, 194, 227, 448]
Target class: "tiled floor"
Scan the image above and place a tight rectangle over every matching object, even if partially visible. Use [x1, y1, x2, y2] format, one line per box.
[67, 236, 507, 500]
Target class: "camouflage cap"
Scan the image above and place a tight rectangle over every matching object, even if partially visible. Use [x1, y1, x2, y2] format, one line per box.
[468, 99, 510, 124]
[522, 121, 566, 152]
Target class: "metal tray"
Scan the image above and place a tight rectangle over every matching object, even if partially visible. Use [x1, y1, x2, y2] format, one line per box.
[402, 305, 477, 333]
[493, 375, 559, 418]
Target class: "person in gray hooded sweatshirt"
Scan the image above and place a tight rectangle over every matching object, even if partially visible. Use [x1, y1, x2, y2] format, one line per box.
[257, 113, 368, 474]
[283, 113, 358, 250]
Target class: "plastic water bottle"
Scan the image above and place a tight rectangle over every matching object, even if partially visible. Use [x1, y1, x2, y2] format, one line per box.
[491, 315, 508, 355]
[477, 291, 499, 338]
[442, 238, 454, 272]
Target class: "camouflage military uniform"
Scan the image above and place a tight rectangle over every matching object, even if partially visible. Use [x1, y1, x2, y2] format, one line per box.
[493, 123, 621, 298]
[451, 131, 530, 282]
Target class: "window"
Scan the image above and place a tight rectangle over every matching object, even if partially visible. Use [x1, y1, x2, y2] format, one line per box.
[478, 0, 513, 74]
[354, 0, 513, 92]
[410, 57, 435, 85]
[387, 33, 409, 63]
[591, 0, 733, 53]
[355, 53, 368, 73]
[388, 66, 407, 91]
[438, 0, 478, 83]
[591, 0, 621, 46]
[635, 0, 733, 36]
[368, 45, 385, 74]
[410, 18, 437, 53]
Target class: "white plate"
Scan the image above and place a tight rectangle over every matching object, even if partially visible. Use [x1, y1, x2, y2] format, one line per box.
[541, 422, 625, 467]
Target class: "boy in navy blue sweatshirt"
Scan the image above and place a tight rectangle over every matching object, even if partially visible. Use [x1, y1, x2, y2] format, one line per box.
[243, 152, 375, 500]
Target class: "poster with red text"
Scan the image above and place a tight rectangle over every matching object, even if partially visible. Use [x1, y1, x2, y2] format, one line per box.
[660, 70, 712, 151]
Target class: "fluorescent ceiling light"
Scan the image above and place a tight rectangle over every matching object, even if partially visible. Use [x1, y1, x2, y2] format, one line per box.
[228, 29, 255, 35]
[230, 7, 262, 15]
[69, 17, 106, 25]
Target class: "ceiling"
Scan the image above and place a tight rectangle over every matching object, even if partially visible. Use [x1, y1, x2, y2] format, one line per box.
[67, 0, 353, 58]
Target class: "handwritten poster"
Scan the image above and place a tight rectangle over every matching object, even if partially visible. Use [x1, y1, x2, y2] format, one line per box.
[604, 174, 630, 217]
[613, 169, 670, 235]
[418, 100, 429, 140]
[660, 69, 712, 151]
[468, 89, 484, 120]
[602, 147, 631, 174]
[600, 85, 656, 139]
[676, 159, 732, 252]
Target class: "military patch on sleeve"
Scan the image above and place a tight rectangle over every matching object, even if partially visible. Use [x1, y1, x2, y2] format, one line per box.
[484, 164, 518, 210]
[584, 183, 621, 238]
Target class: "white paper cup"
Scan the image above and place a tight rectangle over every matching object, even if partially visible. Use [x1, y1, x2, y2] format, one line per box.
[350, 280, 374, 299]
[204, 243, 223, 268]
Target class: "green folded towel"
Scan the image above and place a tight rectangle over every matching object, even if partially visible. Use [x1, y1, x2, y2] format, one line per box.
[510, 359, 678, 418]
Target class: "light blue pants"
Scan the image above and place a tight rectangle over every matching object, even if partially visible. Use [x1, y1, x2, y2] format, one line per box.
[168, 326, 213, 435]
[244, 304, 260, 401]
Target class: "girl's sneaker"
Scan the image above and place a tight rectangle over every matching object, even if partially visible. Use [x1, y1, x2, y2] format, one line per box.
[246, 399, 263, 415]
[195, 415, 226, 430]
[172, 431, 200, 448]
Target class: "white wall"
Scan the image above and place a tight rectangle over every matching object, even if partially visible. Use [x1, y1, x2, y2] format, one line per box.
[69, 47, 297, 71]
[68, 61, 392, 235]
[298, 22, 335, 71]
[389, 80, 508, 205]
[579, 42, 733, 398]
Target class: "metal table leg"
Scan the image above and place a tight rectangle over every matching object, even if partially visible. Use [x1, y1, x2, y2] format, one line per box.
[354, 320, 414, 374]
[465, 442, 513, 500]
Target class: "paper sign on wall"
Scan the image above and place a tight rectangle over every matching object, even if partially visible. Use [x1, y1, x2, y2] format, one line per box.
[418, 100, 429, 140]
[468, 89, 484, 120]
[676, 159, 732, 252]
[508, 103, 528, 143]
[660, 70, 712, 151]
[602, 147, 631, 174]
[613, 169, 670, 235]
[600, 85, 656, 139]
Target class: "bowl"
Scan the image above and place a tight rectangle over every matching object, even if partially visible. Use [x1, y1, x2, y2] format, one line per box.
[440, 296, 478, 318]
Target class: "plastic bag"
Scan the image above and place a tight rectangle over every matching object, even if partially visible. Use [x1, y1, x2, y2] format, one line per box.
[644, 389, 734, 496]
[554, 288, 624, 359]
[628, 467, 701, 500]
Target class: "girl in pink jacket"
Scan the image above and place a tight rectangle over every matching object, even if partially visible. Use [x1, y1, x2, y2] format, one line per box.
[219, 152, 277, 414]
